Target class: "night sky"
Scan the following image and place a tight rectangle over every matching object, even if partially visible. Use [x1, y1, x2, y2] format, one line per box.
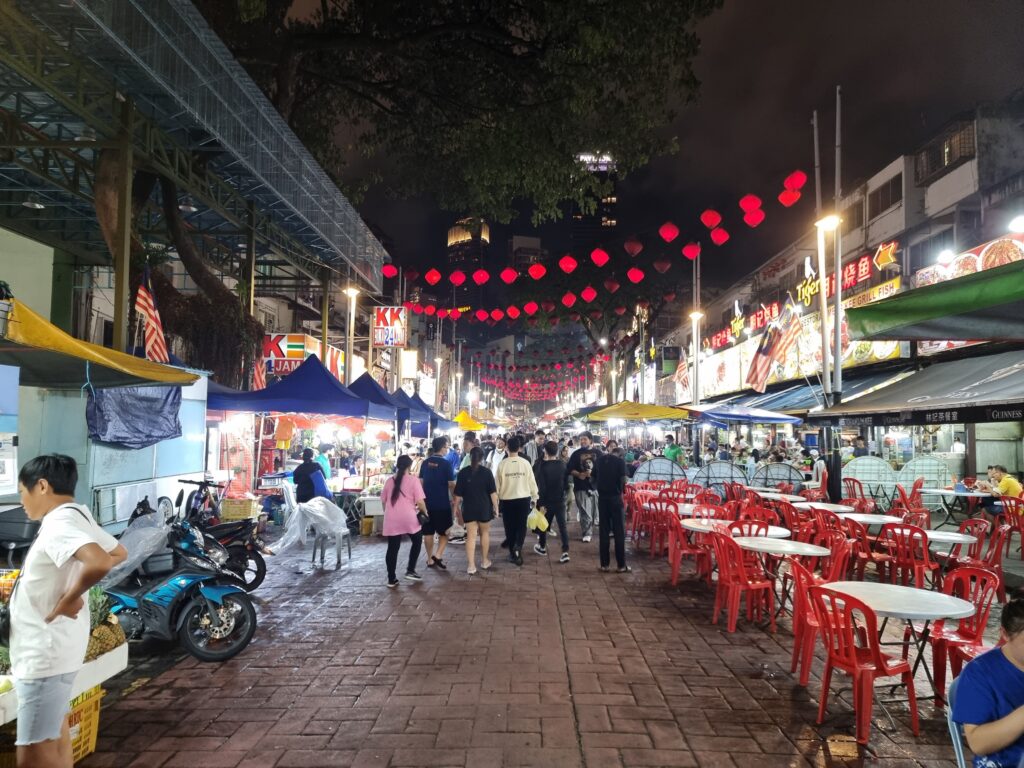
[356, 0, 1024, 289]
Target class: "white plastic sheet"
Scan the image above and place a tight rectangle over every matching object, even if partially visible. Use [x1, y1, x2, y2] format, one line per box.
[101, 511, 170, 587]
[275, 483, 348, 553]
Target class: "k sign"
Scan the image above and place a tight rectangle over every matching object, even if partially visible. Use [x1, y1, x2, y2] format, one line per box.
[372, 306, 408, 348]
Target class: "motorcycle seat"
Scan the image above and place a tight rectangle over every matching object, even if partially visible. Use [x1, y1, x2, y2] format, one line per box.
[205, 521, 253, 537]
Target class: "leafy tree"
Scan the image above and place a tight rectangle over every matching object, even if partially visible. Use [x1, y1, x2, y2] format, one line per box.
[197, 0, 720, 223]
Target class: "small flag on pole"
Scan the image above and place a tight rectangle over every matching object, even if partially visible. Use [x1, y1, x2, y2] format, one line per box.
[134, 272, 169, 363]
[745, 323, 781, 394]
[252, 355, 267, 390]
[770, 302, 803, 369]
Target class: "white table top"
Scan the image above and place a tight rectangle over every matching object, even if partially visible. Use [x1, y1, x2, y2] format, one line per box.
[758, 492, 806, 502]
[733, 537, 830, 557]
[925, 530, 977, 545]
[680, 519, 791, 538]
[824, 581, 975, 621]
[793, 502, 857, 513]
[743, 486, 779, 493]
[919, 488, 993, 498]
[837, 513, 904, 526]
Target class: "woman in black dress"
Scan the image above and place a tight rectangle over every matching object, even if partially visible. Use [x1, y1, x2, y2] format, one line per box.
[453, 447, 498, 575]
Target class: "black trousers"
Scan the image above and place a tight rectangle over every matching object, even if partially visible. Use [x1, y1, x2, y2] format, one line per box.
[598, 494, 626, 569]
[500, 497, 531, 557]
[538, 503, 569, 553]
[385, 531, 423, 580]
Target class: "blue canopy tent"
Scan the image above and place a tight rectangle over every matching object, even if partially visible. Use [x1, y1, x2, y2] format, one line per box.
[389, 388, 434, 437]
[348, 372, 410, 432]
[410, 392, 459, 433]
[685, 404, 803, 426]
[207, 355, 396, 421]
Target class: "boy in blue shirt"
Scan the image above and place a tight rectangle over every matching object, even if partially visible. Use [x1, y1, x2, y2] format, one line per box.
[419, 436, 456, 570]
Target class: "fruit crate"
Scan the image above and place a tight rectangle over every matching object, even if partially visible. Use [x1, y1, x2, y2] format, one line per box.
[219, 499, 258, 521]
[0, 685, 103, 766]
[0, 570, 17, 603]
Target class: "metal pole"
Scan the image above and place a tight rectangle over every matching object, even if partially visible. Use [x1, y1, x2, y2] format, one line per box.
[639, 308, 646, 404]
[833, 85, 844, 402]
[254, 413, 265, 494]
[816, 227, 832, 401]
[111, 100, 133, 352]
[244, 201, 256, 316]
[812, 110, 823, 216]
[345, 286, 358, 385]
[691, 254, 702, 408]
[320, 270, 330, 352]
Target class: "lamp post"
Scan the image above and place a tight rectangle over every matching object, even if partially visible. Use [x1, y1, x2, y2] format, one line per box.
[814, 215, 840, 405]
[455, 371, 463, 414]
[689, 311, 703, 408]
[343, 286, 359, 385]
[434, 356, 442, 409]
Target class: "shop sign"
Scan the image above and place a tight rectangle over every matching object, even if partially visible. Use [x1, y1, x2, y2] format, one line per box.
[263, 333, 313, 375]
[372, 306, 408, 348]
[795, 253, 875, 308]
[376, 349, 393, 371]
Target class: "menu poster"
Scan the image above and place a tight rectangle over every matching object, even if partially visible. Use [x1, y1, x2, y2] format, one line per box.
[0, 433, 17, 496]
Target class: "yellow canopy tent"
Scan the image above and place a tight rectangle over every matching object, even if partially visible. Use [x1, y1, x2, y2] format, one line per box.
[453, 410, 485, 431]
[586, 401, 691, 422]
[0, 299, 199, 388]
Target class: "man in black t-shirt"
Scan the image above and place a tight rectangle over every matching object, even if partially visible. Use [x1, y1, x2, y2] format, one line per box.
[594, 440, 629, 572]
[534, 441, 570, 562]
[566, 432, 600, 542]
[292, 448, 324, 503]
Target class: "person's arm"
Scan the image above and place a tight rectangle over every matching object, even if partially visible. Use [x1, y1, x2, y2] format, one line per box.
[490, 491, 499, 516]
[47, 542, 128, 623]
[534, 464, 547, 511]
[963, 707, 1024, 757]
[617, 459, 627, 495]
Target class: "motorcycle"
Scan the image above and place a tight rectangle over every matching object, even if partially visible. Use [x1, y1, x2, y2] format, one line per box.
[171, 481, 269, 592]
[105, 513, 257, 662]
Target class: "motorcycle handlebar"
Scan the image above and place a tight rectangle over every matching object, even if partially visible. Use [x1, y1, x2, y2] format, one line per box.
[177, 479, 224, 488]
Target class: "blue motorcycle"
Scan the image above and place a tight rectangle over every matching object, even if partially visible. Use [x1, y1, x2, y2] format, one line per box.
[106, 516, 257, 662]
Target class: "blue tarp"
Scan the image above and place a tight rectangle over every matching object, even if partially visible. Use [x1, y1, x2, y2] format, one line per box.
[691, 404, 803, 425]
[87, 385, 182, 449]
[348, 373, 408, 427]
[389, 388, 434, 437]
[410, 392, 459, 433]
[206, 355, 396, 420]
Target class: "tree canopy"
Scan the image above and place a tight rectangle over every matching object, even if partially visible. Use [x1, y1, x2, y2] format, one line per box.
[198, 0, 720, 223]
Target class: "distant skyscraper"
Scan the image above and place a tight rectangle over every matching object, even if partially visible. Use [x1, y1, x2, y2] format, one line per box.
[571, 154, 618, 252]
[447, 217, 490, 307]
[507, 236, 548, 269]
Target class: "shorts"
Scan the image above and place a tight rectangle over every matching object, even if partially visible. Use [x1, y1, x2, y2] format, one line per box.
[422, 507, 454, 536]
[14, 672, 76, 746]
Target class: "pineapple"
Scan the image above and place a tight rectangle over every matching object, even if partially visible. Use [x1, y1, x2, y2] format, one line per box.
[84, 588, 123, 661]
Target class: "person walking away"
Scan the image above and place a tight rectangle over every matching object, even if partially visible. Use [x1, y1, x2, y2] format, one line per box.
[524, 429, 546, 466]
[291, 448, 327, 503]
[419, 436, 456, 570]
[594, 441, 630, 573]
[495, 436, 538, 566]
[567, 432, 599, 542]
[663, 435, 682, 464]
[487, 436, 508, 475]
[453, 447, 498, 574]
[381, 455, 427, 586]
[12, 455, 127, 768]
[534, 441, 570, 563]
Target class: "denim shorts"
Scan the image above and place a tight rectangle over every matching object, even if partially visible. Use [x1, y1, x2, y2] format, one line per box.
[14, 672, 76, 746]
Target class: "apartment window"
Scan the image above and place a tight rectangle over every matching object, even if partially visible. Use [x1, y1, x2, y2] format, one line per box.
[914, 121, 976, 184]
[910, 228, 954, 272]
[260, 310, 276, 332]
[601, 218, 617, 227]
[841, 200, 864, 234]
[867, 174, 903, 219]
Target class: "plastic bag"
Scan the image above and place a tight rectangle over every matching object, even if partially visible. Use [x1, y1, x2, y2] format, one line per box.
[446, 522, 466, 539]
[527, 508, 549, 533]
[275, 483, 348, 553]
[100, 511, 169, 588]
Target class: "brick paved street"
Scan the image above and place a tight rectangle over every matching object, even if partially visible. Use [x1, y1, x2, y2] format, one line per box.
[82, 524, 963, 768]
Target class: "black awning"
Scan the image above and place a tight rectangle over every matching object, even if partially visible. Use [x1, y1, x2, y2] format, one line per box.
[807, 350, 1024, 426]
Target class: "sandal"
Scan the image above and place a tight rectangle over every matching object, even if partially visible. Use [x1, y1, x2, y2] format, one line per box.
[481, 561, 493, 570]
[467, 568, 478, 575]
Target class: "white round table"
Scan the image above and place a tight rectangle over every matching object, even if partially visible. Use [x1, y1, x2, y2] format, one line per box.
[823, 581, 975, 621]
[758, 492, 805, 503]
[681, 519, 791, 538]
[744, 486, 779, 493]
[837, 513, 903, 526]
[733, 537, 830, 557]
[925, 530, 976, 546]
[919, 488, 993, 498]
[793, 502, 857, 514]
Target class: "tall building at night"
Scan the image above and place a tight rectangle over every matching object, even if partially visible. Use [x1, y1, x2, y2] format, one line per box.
[571, 153, 619, 252]
[508, 235, 548, 268]
[447, 217, 490, 307]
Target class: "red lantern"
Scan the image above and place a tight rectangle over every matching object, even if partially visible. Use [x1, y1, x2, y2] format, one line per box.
[437, 308, 448, 318]
[613, 306, 627, 316]
[603, 278, 620, 294]
[664, 291, 677, 302]
[589, 310, 603, 321]
[424, 304, 436, 316]
[561, 291, 577, 308]
[784, 169, 808, 190]
[500, 267, 518, 284]
[472, 269, 490, 285]
[507, 305, 521, 319]
[523, 301, 539, 316]
[638, 300, 650, 309]
[541, 300, 556, 313]
[778, 189, 801, 207]
[528, 263, 547, 280]
[569, 312, 581, 322]
[739, 194, 762, 212]
[382, 264, 398, 279]
[412, 303, 424, 315]
[580, 285, 598, 303]
[590, 248, 610, 267]
[743, 209, 766, 227]
[653, 257, 672, 274]
[449, 270, 466, 287]
[558, 254, 578, 274]
[682, 242, 701, 260]
[449, 308, 461, 320]
[424, 268, 441, 286]
[405, 269, 419, 282]
[626, 267, 645, 284]
[710, 227, 730, 245]
[700, 209, 722, 229]
[554, 363, 562, 371]
[490, 308, 504, 321]
[658, 221, 679, 243]
[623, 237, 643, 257]
[474, 309, 489, 322]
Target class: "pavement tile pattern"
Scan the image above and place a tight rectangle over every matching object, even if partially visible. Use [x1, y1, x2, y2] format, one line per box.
[81, 519, 965, 768]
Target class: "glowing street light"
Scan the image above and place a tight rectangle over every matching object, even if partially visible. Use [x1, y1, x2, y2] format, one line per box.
[814, 215, 840, 400]
[937, 249, 957, 266]
[1009, 215, 1024, 234]
[689, 311, 703, 407]
[343, 286, 359, 385]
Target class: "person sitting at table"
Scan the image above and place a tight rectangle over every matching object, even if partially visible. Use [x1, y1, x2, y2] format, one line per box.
[977, 465, 1023, 521]
[953, 591, 1024, 767]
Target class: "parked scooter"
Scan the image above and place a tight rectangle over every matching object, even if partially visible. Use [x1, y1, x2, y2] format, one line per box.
[105, 512, 257, 662]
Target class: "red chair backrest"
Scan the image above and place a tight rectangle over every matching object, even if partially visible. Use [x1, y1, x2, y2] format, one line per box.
[959, 518, 990, 560]
[1001, 497, 1024, 517]
[843, 477, 865, 500]
[841, 517, 872, 557]
[778, 482, 795, 494]
[982, 524, 1011, 568]
[695, 490, 723, 505]
[902, 508, 932, 530]
[911, 477, 924, 503]
[693, 504, 732, 521]
[659, 488, 689, 505]
[710, 531, 760, 584]
[739, 505, 780, 526]
[812, 507, 844, 533]
[878, 523, 933, 568]
[940, 566, 1000, 642]
[814, 530, 852, 581]
[808, 585, 886, 672]
[745, 490, 764, 505]
[819, 467, 830, 501]
[788, 556, 817, 620]
[729, 519, 768, 538]
[670, 479, 690, 490]
[723, 500, 745, 520]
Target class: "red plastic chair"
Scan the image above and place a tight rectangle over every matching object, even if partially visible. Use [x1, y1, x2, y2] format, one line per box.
[709, 532, 776, 633]
[801, 467, 829, 503]
[658, 488, 690, 506]
[693, 504, 731, 521]
[744, 490, 764, 505]
[810, 507, 844, 536]
[629, 490, 657, 543]
[934, 518, 989, 572]
[876, 523, 938, 589]
[667, 513, 710, 585]
[949, 640, 1004, 680]
[1000, 497, 1024, 557]
[723, 500, 745, 521]
[901, 508, 932, 530]
[808, 585, 920, 745]
[901, 565, 999, 708]
[843, 477, 877, 514]
[777, 482, 795, 494]
[788, 557, 820, 687]
[777, 500, 814, 543]
[843, 517, 887, 581]
[647, 498, 677, 558]
[728, 519, 768, 537]
[694, 490, 723, 506]
[814, 531, 853, 584]
[952, 523, 1010, 601]
[738, 505, 780, 526]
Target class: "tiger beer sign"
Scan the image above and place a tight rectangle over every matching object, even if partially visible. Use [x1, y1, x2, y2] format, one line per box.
[372, 306, 408, 348]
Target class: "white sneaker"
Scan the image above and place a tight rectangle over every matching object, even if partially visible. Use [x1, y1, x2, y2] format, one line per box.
[582, 535, 592, 543]
[559, 553, 570, 563]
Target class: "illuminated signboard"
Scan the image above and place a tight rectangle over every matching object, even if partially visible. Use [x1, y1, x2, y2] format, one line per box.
[262, 334, 344, 381]
[372, 306, 409, 348]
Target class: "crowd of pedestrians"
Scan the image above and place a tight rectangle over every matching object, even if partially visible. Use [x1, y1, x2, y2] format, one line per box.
[379, 428, 631, 581]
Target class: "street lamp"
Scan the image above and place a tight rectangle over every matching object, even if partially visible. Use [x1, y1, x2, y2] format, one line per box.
[937, 248, 957, 266]
[1009, 215, 1024, 234]
[599, 337, 607, 346]
[814, 215, 840, 402]
[434, 357, 442, 409]
[343, 286, 359, 385]
[689, 311, 703, 407]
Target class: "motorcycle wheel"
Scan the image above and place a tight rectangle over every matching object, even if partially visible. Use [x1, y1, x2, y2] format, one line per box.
[156, 496, 175, 522]
[178, 593, 257, 662]
[226, 545, 266, 591]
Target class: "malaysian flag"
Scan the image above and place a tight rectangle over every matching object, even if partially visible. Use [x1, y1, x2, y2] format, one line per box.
[673, 358, 690, 400]
[252, 355, 267, 390]
[745, 322, 782, 393]
[771, 302, 803, 368]
[134, 272, 169, 363]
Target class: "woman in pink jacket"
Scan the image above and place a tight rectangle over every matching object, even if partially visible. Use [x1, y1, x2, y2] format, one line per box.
[381, 455, 429, 587]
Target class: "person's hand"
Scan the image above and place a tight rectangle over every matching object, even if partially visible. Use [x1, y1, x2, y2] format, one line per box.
[46, 593, 84, 623]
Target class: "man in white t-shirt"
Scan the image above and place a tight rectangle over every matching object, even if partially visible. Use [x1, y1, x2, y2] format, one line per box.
[11, 454, 126, 767]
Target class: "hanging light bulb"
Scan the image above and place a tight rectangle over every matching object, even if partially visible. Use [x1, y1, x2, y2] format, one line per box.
[21, 193, 45, 210]
[178, 196, 198, 213]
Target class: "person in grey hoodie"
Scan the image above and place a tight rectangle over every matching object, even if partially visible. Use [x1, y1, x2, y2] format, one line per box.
[495, 435, 539, 566]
